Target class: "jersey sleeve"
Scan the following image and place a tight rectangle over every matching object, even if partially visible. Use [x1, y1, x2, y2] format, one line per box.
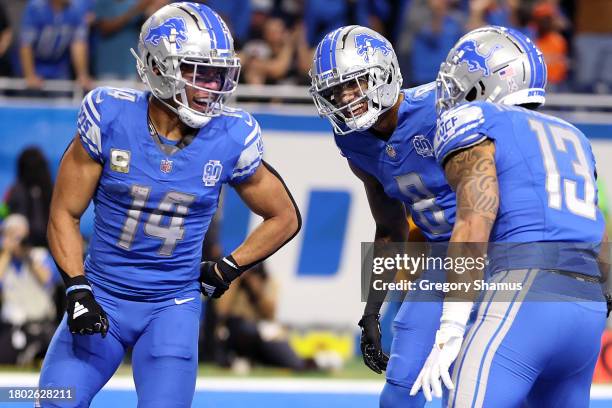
[434, 103, 490, 165]
[76, 87, 111, 164]
[20, 2, 38, 46]
[229, 113, 264, 184]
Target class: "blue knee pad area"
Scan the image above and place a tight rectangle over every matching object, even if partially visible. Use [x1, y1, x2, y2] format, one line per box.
[380, 381, 427, 408]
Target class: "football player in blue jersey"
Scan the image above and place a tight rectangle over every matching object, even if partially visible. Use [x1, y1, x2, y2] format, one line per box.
[20, 0, 91, 88]
[310, 25, 457, 408]
[410, 26, 608, 407]
[38, 3, 300, 407]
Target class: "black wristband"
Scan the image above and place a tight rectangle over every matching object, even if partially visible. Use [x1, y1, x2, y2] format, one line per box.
[217, 255, 246, 282]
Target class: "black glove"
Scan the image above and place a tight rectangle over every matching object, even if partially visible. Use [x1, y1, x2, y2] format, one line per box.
[66, 275, 109, 337]
[358, 313, 389, 374]
[200, 256, 243, 298]
[606, 293, 612, 318]
[199, 261, 230, 298]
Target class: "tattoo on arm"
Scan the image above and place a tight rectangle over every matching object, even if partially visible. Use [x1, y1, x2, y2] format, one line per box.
[444, 140, 499, 229]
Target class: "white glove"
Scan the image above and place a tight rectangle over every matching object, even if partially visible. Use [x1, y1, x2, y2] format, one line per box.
[410, 327, 463, 401]
[409, 301, 472, 401]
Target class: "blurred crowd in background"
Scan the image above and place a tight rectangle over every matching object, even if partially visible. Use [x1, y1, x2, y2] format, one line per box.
[0, 0, 610, 93]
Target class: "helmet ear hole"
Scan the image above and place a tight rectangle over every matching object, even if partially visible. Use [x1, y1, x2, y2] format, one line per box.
[151, 61, 161, 76]
[466, 87, 477, 102]
[146, 53, 159, 74]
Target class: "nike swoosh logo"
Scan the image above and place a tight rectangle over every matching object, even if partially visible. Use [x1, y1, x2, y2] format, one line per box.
[174, 297, 195, 305]
[95, 92, 104, 104]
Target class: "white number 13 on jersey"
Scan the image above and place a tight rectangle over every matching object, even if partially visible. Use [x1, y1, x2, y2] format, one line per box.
[530, 119, 597, 220]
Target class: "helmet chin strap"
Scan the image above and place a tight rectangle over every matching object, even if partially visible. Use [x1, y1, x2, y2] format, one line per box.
[346, 114, 377, 131]
[176, 88, 213, 128]
[345, 100, 378, 131]
[178, 106, 212, 128]
[151, 93, 213, 129]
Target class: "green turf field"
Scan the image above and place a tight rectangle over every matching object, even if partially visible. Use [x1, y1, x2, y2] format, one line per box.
[0, 357, 382, 380]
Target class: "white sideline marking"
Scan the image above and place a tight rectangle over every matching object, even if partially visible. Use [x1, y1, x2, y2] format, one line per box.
[2, 373, 612, 398]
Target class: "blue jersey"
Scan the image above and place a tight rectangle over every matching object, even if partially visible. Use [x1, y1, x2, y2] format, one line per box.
[20, 0, 89, 79]
[76, 87, 263, 299]
[435, 101, 605, 276]
[334, 83, 456, 241]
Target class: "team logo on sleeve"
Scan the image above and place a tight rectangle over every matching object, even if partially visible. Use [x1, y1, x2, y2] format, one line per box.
[110, 149, 130, 173]
[354, 34, 391, 63]
[160, 159, 173, 173]
[203, 160, 223, 186]
[455, 40, 501, 77]
[413, 135, 434, 157]
[144, 17, 188, 49]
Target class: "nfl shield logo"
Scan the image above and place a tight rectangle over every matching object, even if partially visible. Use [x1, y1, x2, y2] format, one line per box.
[160, 159, 173, 173]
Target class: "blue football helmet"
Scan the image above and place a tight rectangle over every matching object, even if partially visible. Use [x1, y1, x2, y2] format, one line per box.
[436, 26, 547, 112]
[132, 2, 240, 128]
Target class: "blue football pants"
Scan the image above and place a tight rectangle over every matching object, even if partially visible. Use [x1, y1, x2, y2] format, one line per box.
[449, 269, 606, 408]
[38, 285, 201, 408]
[380, 282, 445, 408]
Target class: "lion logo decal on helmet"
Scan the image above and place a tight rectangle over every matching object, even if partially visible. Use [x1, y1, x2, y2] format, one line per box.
[354, 34, 391, 63]
[144, 17, 188, 49]
[455, 40, 501, 77]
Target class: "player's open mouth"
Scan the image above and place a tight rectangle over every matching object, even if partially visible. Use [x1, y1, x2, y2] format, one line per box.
[191, 97, 210, 111]
[348, 101, 367, 117]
